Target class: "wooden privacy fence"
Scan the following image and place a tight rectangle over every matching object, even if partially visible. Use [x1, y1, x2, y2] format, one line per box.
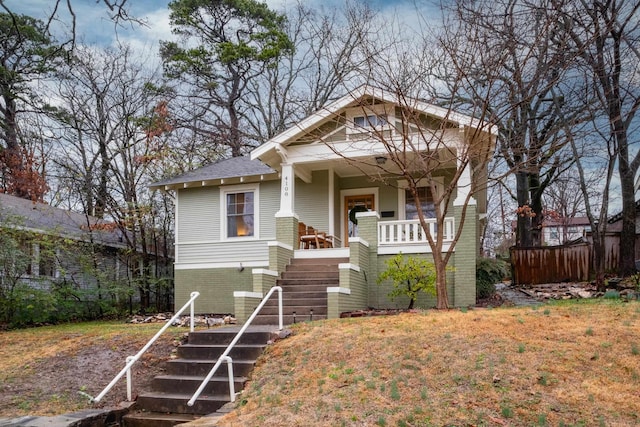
[510, 242, 591, 285]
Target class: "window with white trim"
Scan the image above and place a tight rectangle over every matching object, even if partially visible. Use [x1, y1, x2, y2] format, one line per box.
[353, 114, 387, 129]
[346, 106, 394, 139]
[405, 187, 435, 219]
[398, 178, 442, 220]
[221, 184, 259, 239]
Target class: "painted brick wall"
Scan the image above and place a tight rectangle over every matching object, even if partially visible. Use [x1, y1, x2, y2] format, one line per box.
[175, 268, 252, 314]
[453, 203, 477, 306]
[275, 216, 297, 251]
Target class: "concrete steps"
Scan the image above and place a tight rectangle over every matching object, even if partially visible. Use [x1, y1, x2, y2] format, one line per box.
[252, 257, 347, 325]
[122, 327, 276, 427]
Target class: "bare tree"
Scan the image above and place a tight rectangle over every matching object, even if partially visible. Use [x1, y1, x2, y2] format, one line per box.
[0, 0, 144, 50]
[556, 0, 640, 276]
[444, 0, 587, 248]
[245, 1, 382, 142]
[49, 44, 172, 311]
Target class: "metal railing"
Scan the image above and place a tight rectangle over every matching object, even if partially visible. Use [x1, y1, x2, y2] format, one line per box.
[378, 218, 455, 245]
[91, 291, 201, 403]
[187, 285, 283, 407]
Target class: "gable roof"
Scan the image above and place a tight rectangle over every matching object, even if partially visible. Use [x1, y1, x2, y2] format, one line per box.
[0, 192, 126, 248]
[608, 200, 640, 224]
[149, 156, 278, 191]
[251, 85, 497, 161]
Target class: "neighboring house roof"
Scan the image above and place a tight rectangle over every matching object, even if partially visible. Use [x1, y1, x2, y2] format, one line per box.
[149, 156, 278, 191]
[543, 217, 591, 227]
[510, 216, 591, 231]
[0, 192, 126, 248]
[608, 200, 640, 223]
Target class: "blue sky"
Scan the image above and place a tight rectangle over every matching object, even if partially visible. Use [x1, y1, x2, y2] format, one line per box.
[4, 0, 429, 49]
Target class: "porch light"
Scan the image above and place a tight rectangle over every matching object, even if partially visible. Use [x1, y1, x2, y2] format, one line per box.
[375, 156, 387, 165]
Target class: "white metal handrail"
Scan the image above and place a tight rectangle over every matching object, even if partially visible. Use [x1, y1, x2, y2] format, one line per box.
[378, 218, 455, 245]
[92, 291, 200, 402]
[187, 286, 283, 407]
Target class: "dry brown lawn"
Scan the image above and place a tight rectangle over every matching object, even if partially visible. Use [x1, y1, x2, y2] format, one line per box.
[0, 321, 183, 417]
[220, 300, 640, 427]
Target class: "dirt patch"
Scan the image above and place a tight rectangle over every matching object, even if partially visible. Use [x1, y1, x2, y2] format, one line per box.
[0, 322, 187, 418]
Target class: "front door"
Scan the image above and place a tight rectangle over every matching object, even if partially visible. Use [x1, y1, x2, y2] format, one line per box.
[344, 194, 375, 246]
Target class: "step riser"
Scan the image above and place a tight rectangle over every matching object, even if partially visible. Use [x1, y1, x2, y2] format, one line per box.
[259, 306, 327, 315]
[285, 266, 340, 273]
[177, 345, 265, 360]
[290, 257, 348, 263]
[282, 271, 339, 279]
[165, 360, 255, 377]
[135, 395, 224, 415]
[263, 297, 327, 306]
[187, 331, 272, 345]
[252, 314, 326, 325]
[123, 414, 198, 427]
[151, 377, 245, 395]
[276, 279, 340, 295]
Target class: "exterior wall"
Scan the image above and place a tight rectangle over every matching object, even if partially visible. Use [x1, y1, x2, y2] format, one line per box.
[453, 203, 477, 306]
[175, 267, 252, 314]
[542, 225, 588, 246]
[177, 240, 270, 264]
[259, 180, 281, 237]
[296, 170, 330, 232]
[174, 181, 280, 312]
[177, 187, 220, 242]
[175, 180, 280, 264]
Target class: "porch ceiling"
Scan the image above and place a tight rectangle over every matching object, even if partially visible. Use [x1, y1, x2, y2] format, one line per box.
[292, 150, 459, 180]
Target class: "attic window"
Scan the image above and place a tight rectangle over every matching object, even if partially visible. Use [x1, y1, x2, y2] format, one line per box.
[353, 114, 387, 128]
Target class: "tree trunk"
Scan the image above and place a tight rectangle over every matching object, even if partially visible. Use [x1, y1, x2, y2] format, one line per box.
[516, 171, 532, 247]
[618, 130, 636, 276]
[434, 260, 449, 309]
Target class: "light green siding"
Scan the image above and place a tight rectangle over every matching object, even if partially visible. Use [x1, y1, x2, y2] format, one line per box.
[259, 180, 280, 239]
[453, 203, 477, 306]
[177, 187, 219, 242]
[296, 170, 330, 231]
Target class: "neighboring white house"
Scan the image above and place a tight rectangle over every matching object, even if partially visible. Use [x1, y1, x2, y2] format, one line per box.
[150, 86, 496, 319]
[542, 217, 591, 246]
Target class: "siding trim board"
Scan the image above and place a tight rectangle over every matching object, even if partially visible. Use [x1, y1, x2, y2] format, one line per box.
[175, 261, 268, 270]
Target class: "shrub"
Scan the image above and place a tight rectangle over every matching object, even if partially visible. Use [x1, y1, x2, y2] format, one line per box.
[476, 257, 510, 300]
[377, 254, 436, 309]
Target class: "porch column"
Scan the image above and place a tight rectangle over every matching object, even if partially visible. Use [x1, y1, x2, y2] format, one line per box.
[453, 157, 477, 306]
[454, 160, 476, 207]
[277, 162, 295, 216]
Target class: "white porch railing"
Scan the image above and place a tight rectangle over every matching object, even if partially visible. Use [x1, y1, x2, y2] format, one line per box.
[378, 218, 455, 245]
[91, 291, 200, 403]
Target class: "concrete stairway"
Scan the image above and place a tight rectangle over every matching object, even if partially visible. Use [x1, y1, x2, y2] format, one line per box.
[253, 257, 347, 325]
[122, 326, 276, 427]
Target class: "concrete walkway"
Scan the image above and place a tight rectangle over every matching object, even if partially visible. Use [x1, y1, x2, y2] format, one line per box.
[495, 282, 541, 306]
[0, 404, 132, 427]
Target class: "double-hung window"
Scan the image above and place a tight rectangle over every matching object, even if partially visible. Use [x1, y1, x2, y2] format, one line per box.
[398, 178, 442, 220]
[222, 184, 258, 239]
[405, 187, 435, 220]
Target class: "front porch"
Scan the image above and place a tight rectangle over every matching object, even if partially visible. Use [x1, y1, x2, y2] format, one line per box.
[234, 206, 477, 323]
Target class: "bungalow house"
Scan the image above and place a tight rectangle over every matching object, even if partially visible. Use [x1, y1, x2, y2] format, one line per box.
[0, 192, 172, 320]
[150, 86, 495, 321]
